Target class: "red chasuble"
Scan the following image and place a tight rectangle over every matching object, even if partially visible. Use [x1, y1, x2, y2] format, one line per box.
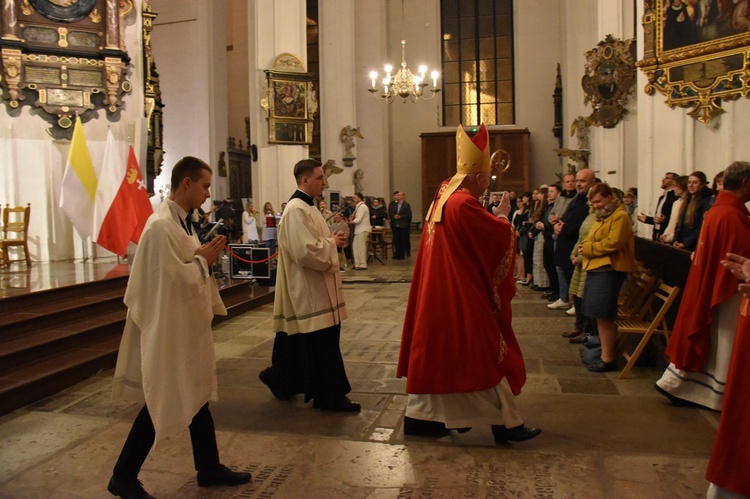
[705, 295, 750, 494]
[665, 191, 750, 371]
[396, 184, 526, 395]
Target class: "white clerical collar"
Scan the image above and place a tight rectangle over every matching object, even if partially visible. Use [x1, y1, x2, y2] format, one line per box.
[167, 198, 188, 221]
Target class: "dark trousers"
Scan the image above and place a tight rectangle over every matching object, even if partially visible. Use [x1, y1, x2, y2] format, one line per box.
[392, 227, 410, 258]
[263, 324, 351, 405]
[113, 403, 220, 480]
[543, 239, 559, 295]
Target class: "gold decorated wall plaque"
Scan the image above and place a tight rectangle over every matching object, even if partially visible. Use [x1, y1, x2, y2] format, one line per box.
[637, 0, 750, 124]
[0, 0, 132, 131]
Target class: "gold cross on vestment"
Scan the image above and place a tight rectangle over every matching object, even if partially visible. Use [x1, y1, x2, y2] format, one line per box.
[426, 222, 436, 246]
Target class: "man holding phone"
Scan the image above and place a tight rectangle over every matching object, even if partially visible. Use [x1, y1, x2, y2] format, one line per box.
[108, 157, 251, 498]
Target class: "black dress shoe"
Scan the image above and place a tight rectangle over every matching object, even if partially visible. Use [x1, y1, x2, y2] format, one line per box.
[313, 396, 361, 412]
[546, 294, 560, 302]
[258, 368, 291, 400]
[654, 384, 703, 407]
[587, 359, 617, 372]
[492, 424, 542, 443]
[403, 416, 450, 436]
[197, 464, 252, 487]
[107, 475, 155, 499]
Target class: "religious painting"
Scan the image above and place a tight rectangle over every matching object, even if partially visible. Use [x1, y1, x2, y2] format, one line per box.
[661, 0, 750, 52]
[260, 53, 317, 146]
[269, 119, 311, 145]
[271, 80, 307, 118]
[638, 0, 750, 124]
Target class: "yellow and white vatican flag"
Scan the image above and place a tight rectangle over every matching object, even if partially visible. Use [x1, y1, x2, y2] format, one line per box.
[60, 116, 98, 239]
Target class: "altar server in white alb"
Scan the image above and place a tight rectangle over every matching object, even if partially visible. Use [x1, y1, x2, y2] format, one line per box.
[259, 159, 360, 412]
[107, 156, 251, 499]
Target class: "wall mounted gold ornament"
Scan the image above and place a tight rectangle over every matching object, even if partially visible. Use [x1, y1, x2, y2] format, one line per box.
[637, 0, 750, 124]
[581, 35, 637, 128]
[0, 0, 131, 133]
[260, 53, 317, 145]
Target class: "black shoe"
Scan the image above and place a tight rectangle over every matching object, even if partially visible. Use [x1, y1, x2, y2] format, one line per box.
[587, 359, 617, 372]
[393, 256, 405, 260]
[313, 396, 361, 412]
[492, 424, 542, 443]
[258, 368, 291, 400]
[547, 294, 560, 302]
[654, 384, 703, 408]
[107, 476, 155, 499]
[403, 416, 449, 436]
[197, 464, 252, 487]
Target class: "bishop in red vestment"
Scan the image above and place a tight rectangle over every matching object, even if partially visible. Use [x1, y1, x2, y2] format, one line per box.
[396, 124, 539, 443]
[657, 166, 750, 410]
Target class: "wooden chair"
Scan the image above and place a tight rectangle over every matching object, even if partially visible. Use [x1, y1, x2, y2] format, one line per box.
[615, 282, 681, 379]
[370, 227, 393, 260]
[617, 268, 657, 320]
[1, 203, 31, 267]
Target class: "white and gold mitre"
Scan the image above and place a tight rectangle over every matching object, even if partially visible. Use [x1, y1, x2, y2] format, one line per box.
[427, 123, 490, 223]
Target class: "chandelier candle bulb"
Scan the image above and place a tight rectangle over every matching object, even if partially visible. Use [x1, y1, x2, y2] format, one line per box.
[431, 71, 439, 88]
[370, 71, 378, 89]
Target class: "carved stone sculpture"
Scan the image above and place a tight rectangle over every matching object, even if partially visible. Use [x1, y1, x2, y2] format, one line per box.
[353, 168, 364, 193]
[322, 159, 343, 179]
[340, 125, 363, 159]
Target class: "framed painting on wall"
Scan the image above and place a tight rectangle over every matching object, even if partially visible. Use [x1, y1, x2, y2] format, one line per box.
[260, 53, 317, 145]
[638, 0, 750, 123]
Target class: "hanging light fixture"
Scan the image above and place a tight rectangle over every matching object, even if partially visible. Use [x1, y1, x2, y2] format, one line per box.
[367, 1, 440, 104]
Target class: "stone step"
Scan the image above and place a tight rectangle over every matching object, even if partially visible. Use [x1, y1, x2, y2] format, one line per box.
[0, 335, 121, 415]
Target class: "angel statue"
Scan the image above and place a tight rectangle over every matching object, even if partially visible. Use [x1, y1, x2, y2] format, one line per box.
[353, 168, 364, 193]
[322, 159, 343, 179]
[571, 115, 593, 151]
[340, 125, 364, 158]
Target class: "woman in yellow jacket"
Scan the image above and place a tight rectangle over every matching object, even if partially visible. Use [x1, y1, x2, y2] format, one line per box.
[578, 183, 636, 372]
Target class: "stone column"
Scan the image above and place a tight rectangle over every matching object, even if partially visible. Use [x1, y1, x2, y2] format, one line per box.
[105, 0, 119, 49]
[2, 0, 20, 40]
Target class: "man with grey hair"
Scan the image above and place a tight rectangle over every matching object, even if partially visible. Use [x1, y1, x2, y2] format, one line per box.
[657, 161, 750, 411]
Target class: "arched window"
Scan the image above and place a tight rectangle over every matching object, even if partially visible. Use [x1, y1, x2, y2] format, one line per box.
[441, 0, 515, 126]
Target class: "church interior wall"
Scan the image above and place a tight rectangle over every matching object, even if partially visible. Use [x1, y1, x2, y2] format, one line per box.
[318, 0, 359, 198]
[151, 0, 226, 201]
[353, 2, 390, 203]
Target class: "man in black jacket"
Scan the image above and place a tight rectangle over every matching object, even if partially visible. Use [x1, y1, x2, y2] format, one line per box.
[549, 169, 596, 310]
[637, 172, 678, 241]
[389, 191, 412, 259]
